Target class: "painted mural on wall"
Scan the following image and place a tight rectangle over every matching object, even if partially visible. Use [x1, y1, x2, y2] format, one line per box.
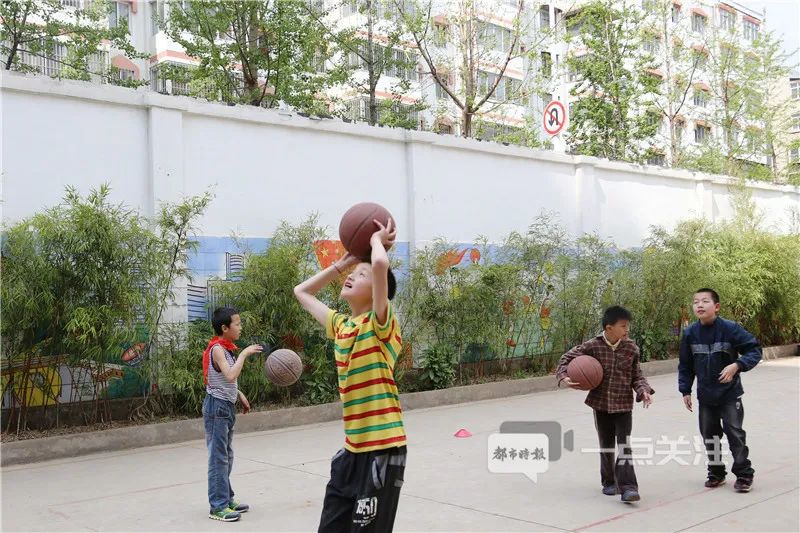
[1, 343, 150, 409]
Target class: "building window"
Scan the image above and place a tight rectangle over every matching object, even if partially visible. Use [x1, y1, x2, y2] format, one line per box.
[674, 122, 685, 143]
[311, 49, 327, 73]
[745, 130, 760, 153]
[693, 89, 708, 108]
[540, 6, 551, 29]
[567, 58, 583, 82]
[18, 39, 67, 77]
[692, 50, 708, 69]
[671, 4, 680, 23]
[647, 154, 666, 166]
[692, 13, 706, 34]
[790, 147, 800, 164]
[480, 22, 514, 53]
[341, 0, 358, 17]
[725, 127, 741, 147]
[645, 112, 664, 136]
[384, 47, 417, 81]
[792, 80, 800, 100]
[112, 68, 135, 85]
[743, 20, 759, 41]
[435, 74, 451, 100]
[150, 62, 191, 95]
[109, 1, 130, 29]
[566, 15, 582, 38]
[793, 113, 800, 132]
[695, 124, 710, 143]
[540, 52, 552, 78]
[719, 9, 735, 31]
[643, 37, 660, 55]
[438, 123, 453, 135]
[433, 23, 448, 47]
[150, 0, 164, 36]
[61, 0, 81, 7]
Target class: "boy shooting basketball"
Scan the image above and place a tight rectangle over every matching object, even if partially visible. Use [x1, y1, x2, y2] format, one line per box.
[294, 218, 406, 532]
[556, 306, 654, 503]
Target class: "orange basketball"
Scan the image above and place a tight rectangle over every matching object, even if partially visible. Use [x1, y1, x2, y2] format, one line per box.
[338, 202, 393, 260]
[567, 355, 603, 390]
[264, 349, 303, 387]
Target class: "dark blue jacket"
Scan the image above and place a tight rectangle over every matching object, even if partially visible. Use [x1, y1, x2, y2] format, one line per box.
[678, 317, 762, 406]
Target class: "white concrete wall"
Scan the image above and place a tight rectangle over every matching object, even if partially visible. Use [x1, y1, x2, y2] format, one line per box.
[2, 73, 799, 252]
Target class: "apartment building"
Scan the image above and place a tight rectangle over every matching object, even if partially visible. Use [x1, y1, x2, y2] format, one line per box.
[11, 0, 772, 161]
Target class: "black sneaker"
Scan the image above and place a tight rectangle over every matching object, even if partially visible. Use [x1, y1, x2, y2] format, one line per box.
[705, 477, 726, 488]
[209, 507, 241, 522]
[230, 500, 249, 513]
[602, 485, 618, 496]
[734, 478, 753, 492]
[621, 489, 640, 503]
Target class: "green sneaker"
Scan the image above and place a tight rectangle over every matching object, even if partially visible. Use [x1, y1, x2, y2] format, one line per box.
[230, 500, 249, 513]
[209, 507, 241, 522]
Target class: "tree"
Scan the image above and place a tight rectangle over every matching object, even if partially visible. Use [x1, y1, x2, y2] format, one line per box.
[306, 0, 423, 127]
[0, 185, 209, 430]
[163, 0, 336, 111]
[395, 0, 546, 138]
[565, 0, 660, 162]
[1, 0, 144, 85]
[641, 0, 703, 166]
[690, 18, 790, 179]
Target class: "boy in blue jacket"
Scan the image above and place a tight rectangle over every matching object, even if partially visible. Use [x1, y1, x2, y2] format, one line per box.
[679, 288, 762, 493]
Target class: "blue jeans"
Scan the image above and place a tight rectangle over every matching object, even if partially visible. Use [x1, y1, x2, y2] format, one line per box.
[203, 394, 236, 512]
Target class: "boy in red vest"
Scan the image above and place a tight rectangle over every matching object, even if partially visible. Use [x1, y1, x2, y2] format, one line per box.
[202, 307, 262, 522]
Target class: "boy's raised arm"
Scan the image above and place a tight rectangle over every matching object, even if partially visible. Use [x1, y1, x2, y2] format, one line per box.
[294, 253, 358, 327]
[370, 218, 396, 326]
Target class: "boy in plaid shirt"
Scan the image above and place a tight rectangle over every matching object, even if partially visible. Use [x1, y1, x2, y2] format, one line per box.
[556, 306, 654, 503]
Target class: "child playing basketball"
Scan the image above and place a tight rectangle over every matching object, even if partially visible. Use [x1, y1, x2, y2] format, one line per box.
[202, 307, 263, 522]
[294, 218, 407, 532]
[556, 306, 654, 503]
[679, 288, 761, 492]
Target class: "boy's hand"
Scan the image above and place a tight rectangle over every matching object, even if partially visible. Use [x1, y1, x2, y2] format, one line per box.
[640, 391, 652, 408]
[241, 344, 264, 358]
[683, 394, 693, 412]
[239, 392, 251, 414]
[371, 218, 396, 250]
[719, 363, 739, 383]
[561, 377, 583, 390]
[334, 252, 360, 272]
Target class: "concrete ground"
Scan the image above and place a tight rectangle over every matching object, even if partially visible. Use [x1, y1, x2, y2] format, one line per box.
[2, 358, 798, 532]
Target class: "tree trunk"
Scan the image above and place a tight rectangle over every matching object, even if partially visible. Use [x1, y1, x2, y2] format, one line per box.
[462, 108, 472, 138]
[366, 0, 378, 126]
[5, 40, 20, 70]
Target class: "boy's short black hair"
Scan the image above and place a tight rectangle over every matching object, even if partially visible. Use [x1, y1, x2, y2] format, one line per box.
[602, 305, 632, 328]
[695, 288, 720, 304]
[212, 307, 239, 335]
[386, 268, 397, 301]
[363, 261, 397, 300]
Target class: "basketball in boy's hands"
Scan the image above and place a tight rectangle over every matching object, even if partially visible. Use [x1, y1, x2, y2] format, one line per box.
[264, 349, 303, 387]
[339, 202, 393, 259]
[567, 355, 603, 390]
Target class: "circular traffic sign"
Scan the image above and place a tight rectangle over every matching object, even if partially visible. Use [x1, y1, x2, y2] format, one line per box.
[543, 100, 567, 136]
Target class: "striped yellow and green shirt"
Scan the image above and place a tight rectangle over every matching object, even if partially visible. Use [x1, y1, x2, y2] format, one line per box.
[326, 303, 406, 453]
